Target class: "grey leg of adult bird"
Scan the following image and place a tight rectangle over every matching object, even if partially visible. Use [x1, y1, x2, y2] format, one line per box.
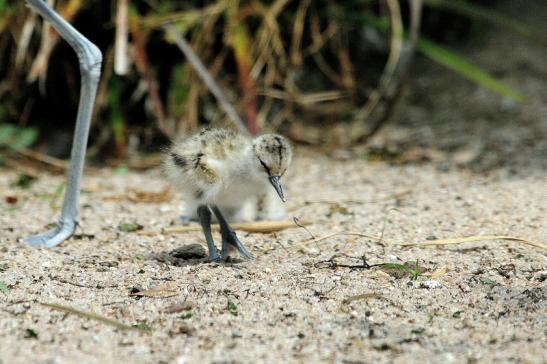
[24, 0, 102, 248]
[211, 206, 254, 260]
[197, 205, 221, 262]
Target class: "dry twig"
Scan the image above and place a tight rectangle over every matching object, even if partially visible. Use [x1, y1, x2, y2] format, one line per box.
[39, 302, 148, 332]
[139, 220, 308, 236]
[164, 25, 250, 136]
[401, 235, 546, 251]
[297, 231, 388, 248]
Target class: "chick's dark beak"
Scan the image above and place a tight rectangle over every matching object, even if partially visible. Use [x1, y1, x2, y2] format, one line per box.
[269, 175, 285, 202]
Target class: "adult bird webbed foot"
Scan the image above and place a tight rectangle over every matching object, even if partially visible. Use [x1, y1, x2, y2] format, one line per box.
[24, 219, 77, 248]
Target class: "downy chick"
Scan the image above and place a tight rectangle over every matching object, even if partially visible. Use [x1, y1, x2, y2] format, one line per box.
[164, 128, 292, 261]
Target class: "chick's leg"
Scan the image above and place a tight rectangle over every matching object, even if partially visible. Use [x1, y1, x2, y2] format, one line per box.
[211, 206, 254, 260]
[197, 205, 220, 262]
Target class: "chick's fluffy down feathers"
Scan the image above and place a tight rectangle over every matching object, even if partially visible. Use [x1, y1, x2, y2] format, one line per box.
[164, 129, 289, 222]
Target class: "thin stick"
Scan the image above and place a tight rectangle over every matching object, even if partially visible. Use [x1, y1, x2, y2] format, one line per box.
[164, 25, 250, 137]
[16, 147, 67, 169]
[288, 190, 411, 211]
[296, 231, 387, 249]
[401, 235, 547, 251]
[114, 0, 129, 75]
[15, 11, 37, 68]
[351, 0, 404, 127]
[138, 220, 309, 236]
[39, 302, 148, 332]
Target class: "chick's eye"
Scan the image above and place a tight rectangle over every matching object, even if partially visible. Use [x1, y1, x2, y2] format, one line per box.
[258, 158, 271, 175]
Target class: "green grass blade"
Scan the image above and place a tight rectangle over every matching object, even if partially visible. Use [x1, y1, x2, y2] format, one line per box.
[417, 38, 525, 102]
[356, 13, 525, 102]
[424, 0, 542, 43]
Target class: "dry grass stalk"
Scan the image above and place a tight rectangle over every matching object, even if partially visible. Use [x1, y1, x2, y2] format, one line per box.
[401, 235, 547, 251]
[289, 190, 411, 211]
[39, 302, 148, 332]
[129, 283, 178, 298]
[114, 0, 129, 75]
[165, 25, 250, 136]
[104, 187, 172, 203]
[139, 220, 308, 236]
[426, 266, 449, 279]
[15, 11, 37, 69]
[164, 301, 195, 313]
[127, 187, 172, 203]
[15, 147, 68, 170]
[289, 0, 310, 66]
[339, 293, 386, 313]
[297, 231, 388, 249]
[350, 0, 404, 136]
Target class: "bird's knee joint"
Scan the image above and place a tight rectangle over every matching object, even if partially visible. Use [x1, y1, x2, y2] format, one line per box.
[78, 41, 103, 77]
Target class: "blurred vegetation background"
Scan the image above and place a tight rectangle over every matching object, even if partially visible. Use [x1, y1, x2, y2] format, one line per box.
[0, 0, 542, 165]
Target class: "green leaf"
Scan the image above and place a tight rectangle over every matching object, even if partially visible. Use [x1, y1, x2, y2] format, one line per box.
[479, 277, 497, 286]
[118, 222, 143, 232]
[12, 127, 39, 150]
[381, 261, 421, 280]
[132, 322, 152, 331]
[115, 166, 129, 175]
[180, 312, 193, 319]
[11, 174, 37, 189]
[227, 300, 238, 316]
[0, 124, 17, 145]
[0, 281, 9, 293]
[381, 263, 409, 270]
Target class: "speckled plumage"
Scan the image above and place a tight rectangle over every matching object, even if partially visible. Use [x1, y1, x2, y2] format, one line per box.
[164, 128, 292, 222]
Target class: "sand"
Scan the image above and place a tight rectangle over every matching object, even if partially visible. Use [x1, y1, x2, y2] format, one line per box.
[1, 154, 545, 363]
[1, 1, 546, 362]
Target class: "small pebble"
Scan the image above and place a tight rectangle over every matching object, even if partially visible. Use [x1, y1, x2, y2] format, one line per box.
[415, 280, 442, 289]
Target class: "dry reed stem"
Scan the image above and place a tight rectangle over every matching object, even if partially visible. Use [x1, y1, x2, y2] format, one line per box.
[290, 0, 310, 66]
[114, 0, 129, 75]
[39, 302, 148, 332]
[15, 11, 37, 69]
[296, 231, 387, 249]
[128, 283, 178, 298]
[351, 0, 404, 131]
[288, 190, 411, 211]
[165, 24, 250, 136]
[139, 220, 309, 236]
[401, 235, 547, 251]
[15, 147, 67, 170]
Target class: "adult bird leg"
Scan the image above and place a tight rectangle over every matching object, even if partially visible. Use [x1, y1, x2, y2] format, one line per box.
[24, 0, 102, 248]
[197, 205, 221, 262]
[211, 206, 254, 260]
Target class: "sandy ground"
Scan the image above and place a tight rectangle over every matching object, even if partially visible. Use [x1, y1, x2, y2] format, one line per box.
[1, 153, 545, 363]
[1, 1, 547, 363]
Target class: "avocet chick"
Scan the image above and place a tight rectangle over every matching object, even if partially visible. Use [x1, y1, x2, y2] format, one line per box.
[164, 128, 292, 261]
